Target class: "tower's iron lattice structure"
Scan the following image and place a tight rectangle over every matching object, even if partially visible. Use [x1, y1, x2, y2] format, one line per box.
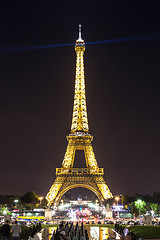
[46, 26, 112, 206]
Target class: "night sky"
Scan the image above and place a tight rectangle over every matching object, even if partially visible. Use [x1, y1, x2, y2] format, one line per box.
[0, 1, 160, 197]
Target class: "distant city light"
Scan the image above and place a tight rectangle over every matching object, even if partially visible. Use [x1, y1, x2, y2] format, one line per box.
[59, 203, 70, 210]
[102, 210, 106, 215]
[33, 208, 44, 212]
[112, 205, 124, 212]
[88, 203, 99, 210]
[69, 209, 77, 221]
[52, 210, 55, 215]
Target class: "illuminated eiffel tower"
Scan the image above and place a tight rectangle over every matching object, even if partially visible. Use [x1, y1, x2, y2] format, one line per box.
[46, 26, 112, 206]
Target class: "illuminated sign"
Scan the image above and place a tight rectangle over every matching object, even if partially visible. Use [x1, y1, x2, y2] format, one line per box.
[112, 205, 124, 212]
[17, 216, 44, 221]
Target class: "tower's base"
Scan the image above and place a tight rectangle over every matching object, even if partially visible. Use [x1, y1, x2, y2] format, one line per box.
[46, 168, 112, 206]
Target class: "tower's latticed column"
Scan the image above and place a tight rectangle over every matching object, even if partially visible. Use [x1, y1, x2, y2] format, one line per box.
[71, 32, 88, 133]
[46, 26, 112, 206]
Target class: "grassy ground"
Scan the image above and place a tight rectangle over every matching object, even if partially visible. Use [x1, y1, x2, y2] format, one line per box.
[42, 224, 58, 228]
[128, 225, 160, 238]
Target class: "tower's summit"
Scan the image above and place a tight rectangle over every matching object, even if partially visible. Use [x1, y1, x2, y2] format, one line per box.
[75, 24, 85, 45]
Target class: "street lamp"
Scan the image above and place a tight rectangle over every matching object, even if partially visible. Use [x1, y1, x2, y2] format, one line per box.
[38, 197, 43, 207]
[115, 196, 120, 219]
[115, 196, 120, 205]
[14, 199, 19, 208]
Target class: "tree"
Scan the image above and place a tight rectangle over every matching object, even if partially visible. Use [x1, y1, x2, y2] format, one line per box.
[150, 203, 159, 216]
[21, 191, 39, 210]
[134, 199, 146, 218]
[0, 207, 11, 215]
[152, 192, 160, 204]
[21, 191, 39, 204]
[41, 198, 48, 209]
[150, 203, 158, 212]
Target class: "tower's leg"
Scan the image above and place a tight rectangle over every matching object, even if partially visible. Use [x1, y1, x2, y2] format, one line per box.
[84, 143, 113, 199]
[46, 176, 64, 205]
[84, 143, 98, 169]
[96, 176, 113, 199]
[61, 141, 76, 168]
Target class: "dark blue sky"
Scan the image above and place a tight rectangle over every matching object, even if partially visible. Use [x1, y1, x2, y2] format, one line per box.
[0, 1, 159, 197]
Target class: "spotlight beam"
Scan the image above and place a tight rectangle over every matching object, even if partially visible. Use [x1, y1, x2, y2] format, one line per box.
[0, 43, 74, 55]
[86, 33, 160, 45]
[0, 33, 160, 55]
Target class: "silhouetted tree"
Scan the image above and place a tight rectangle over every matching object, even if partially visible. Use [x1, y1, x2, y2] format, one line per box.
[152, 192, 160, 204]
[21, 191, 39, 210]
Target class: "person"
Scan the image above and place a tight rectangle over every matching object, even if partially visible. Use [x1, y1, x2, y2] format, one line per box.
[11, 220, 21, 240]
[55, 224, 68, 240]
[0, 220, 10, 240]
[29, 229, 40, 240]
[123, 228, 129, 236]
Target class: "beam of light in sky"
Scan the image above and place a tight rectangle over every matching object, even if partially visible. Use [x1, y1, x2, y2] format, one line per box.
[0, 33, 160, 55]
[86, 33, 160, 45]
[0, 43, 74, 55]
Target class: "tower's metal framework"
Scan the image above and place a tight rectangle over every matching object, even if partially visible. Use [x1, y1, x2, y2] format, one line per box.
[46, 26, 112, 206]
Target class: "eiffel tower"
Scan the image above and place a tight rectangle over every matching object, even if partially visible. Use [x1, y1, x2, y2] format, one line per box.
[46, 26, 112, 206]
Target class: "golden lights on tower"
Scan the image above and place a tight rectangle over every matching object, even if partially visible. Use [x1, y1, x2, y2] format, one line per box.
[71, 25, 89, 133]
[46, 26, 112, 206]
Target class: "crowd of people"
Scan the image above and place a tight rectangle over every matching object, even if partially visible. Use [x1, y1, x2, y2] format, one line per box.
[51, 221, 87, 240]
[0, 219, 140, 240]
[0, 220, 21, 240]
[0, 220, 70, 240]
[0, 220, 42, 240]
[51, 223, 68, 240]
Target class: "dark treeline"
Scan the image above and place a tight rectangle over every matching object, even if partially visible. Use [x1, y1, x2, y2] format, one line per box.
[0, 191, 160, 211]
[124, 192, 160, 205]
[1, 192, 160, 206]
[104, 192, 160, 205]
[0, 191, 48, 210]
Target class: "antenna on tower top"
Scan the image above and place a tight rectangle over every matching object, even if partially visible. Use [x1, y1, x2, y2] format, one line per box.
[79, 24, 82, 39]
[76, 24, 84, 44]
